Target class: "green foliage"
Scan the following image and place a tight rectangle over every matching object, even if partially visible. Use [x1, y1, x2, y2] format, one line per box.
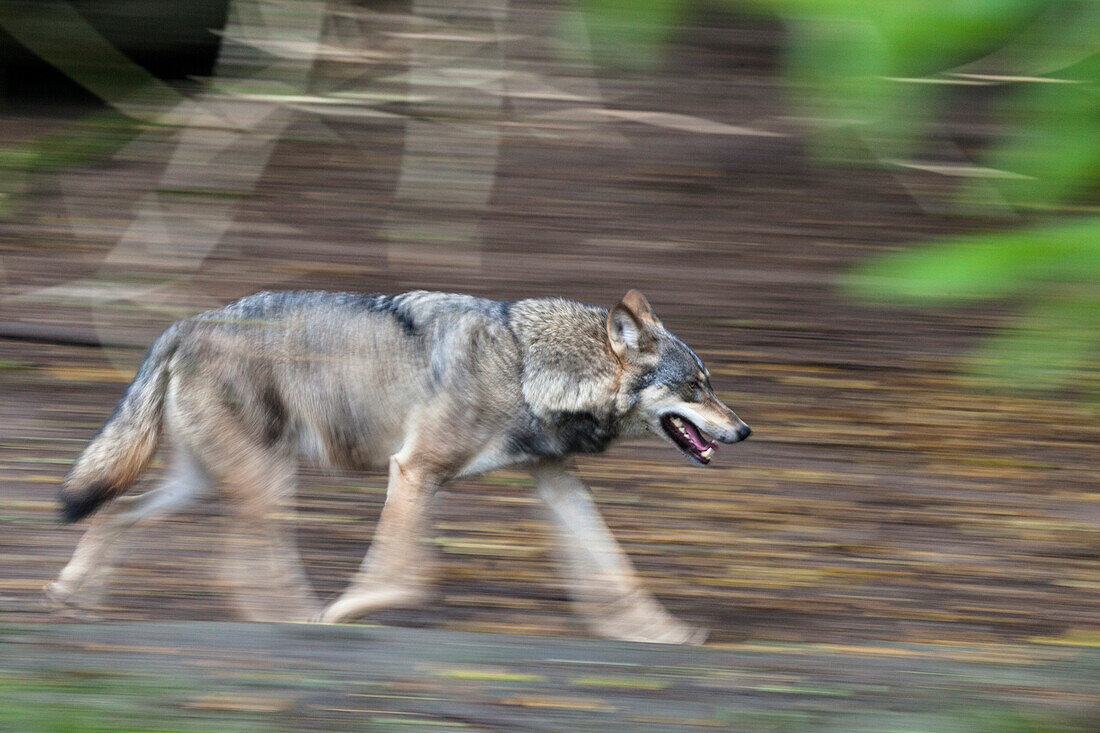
[847, 219, 1100, 302]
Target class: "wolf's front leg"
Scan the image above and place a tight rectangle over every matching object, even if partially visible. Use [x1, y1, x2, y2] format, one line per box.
[316, 453, 435, 623]
[531, 460, 707, 645]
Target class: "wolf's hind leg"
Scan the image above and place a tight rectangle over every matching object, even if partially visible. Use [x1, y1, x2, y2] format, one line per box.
[46, 449, 209, 614]
[211, 452, 321, 623]
[531, 460, 708, 645]
[317, 453, 435, 623]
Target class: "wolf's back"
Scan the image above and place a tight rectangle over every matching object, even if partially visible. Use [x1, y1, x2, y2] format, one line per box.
[58, 322, 185, 522]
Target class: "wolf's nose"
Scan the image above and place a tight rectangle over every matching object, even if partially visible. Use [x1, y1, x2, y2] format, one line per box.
[735, 424, 751, 442]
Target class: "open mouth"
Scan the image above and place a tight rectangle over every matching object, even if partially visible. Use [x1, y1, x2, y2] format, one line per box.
[660, 414, 717, 465]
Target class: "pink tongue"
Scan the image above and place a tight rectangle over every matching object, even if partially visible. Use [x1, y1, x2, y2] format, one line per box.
[682, 420, 713, 452]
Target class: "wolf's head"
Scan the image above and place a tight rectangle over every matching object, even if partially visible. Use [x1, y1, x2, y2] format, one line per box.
[608, 290, 751, 465]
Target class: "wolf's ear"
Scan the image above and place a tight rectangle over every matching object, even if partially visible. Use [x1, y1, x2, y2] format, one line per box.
[607, 289, 660, 360]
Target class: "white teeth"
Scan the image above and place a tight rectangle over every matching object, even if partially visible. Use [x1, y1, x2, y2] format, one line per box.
[667, 416, 714, 459]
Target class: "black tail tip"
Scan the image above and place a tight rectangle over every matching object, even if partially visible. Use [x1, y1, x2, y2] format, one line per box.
[58, 484, 109, 523]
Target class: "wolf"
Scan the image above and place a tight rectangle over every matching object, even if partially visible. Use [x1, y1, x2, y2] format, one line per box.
[48, 289, 750, 643]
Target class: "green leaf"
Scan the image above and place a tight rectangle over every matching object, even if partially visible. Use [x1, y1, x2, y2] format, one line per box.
[845, 218, 1100, 302]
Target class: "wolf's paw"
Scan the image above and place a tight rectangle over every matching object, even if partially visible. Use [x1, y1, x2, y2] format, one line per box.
[668, 623, 710, 646]
[314, 585, 430, 624]
[586, 595, 709, 645]
[43, 580, 75, 607]
[43, 581, 102, 621]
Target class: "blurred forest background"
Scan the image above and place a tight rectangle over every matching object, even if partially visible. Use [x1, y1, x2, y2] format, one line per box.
[0, 0, 1098, 730]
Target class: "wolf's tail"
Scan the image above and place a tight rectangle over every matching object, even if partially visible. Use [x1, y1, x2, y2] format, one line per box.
[58, 322, 185, 523]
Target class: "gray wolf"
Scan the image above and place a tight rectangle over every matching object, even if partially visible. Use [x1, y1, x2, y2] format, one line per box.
[48, 289, 750, 643]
